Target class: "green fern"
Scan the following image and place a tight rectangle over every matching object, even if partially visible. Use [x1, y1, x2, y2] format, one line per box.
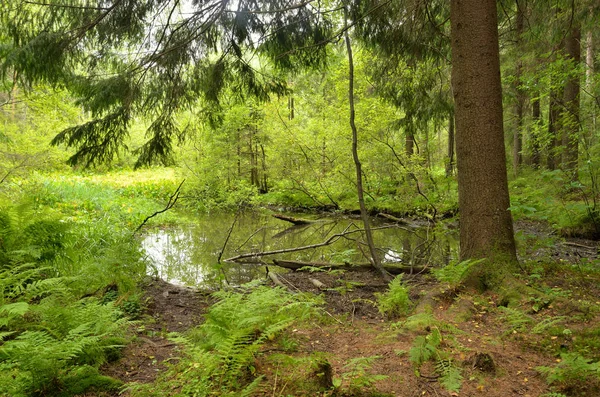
[498, 306, 533, 332]
[134, 285, 323, 397]
[437, 359, 463, 393]
[409, 328, 442, 366]
[338, 355, 388, 392]
[409, 327, 463, 393]
[376, 274, 412, 318]
[532, 316, 567, 334]
[537, 353, 600, 386]
[433, 258, 485, 287]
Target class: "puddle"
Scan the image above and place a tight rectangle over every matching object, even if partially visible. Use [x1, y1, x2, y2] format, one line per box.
[141, 210, 458, 288]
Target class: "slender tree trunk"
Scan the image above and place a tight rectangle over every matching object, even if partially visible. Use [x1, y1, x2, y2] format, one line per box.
[260, 143, 268, 193]
[424, 120, 431, 169]
[531, 92, 542, 168]
[288, 96, 294, 120]
[450, 0, 517, 262]
[344, 9, 389, 281]
[513, 0, 525, 176]
[446, 110, 455, 177]
[561, 25, 581, 181]
[547, 85, 562, 170]
[585, 29, 595, 145]
[586, 30, 594, 92]
[405, 124, 415, 156]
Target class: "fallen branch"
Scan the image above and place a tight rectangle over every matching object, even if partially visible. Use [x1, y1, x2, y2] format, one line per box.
[377, 213, 409, 225]
[272, 213, 314, 225]
[223, 224, 398, 263]
[271, 259, 427, 275]
[562, 241, 597, 251]
[134, 179, 185, 234]
[268, 272, 288, 289]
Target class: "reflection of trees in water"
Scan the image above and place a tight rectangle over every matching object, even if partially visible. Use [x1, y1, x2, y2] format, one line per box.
[141, 212, 458, 287]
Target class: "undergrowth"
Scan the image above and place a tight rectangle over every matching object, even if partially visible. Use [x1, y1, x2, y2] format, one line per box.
[375, 275, 412, 318]
[128, 284, 324, 396]
[0, 195, 145, 396]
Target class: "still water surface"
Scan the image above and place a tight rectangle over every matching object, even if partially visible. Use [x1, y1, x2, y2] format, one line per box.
[141, 210, 458, 288]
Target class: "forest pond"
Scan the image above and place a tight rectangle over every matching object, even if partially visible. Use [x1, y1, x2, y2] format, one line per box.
[141, 210, 459, 288]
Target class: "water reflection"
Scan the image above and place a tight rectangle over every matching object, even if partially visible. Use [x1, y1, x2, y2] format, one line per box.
[140, 210, 458, 288]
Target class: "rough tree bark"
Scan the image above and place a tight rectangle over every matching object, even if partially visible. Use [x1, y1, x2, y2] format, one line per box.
[450, 0, 517, 262]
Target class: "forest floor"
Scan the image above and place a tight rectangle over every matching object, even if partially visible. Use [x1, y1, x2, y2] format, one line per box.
[101, 221, 600, 397]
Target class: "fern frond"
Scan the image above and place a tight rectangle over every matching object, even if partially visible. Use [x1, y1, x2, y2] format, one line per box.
[532, 316, 567, 334]
[0, 302, 29, 317]
[409, 335, 436, 366]
[498, 307, 533, 332]
[433, 258, 484, 287]
[437, 360, 462, 393]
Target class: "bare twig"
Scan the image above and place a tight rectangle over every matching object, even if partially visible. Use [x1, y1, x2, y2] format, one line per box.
[134, 179, 185, 234]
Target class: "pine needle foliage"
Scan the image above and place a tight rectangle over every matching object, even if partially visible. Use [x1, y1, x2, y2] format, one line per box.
[0, 0, 335, 167]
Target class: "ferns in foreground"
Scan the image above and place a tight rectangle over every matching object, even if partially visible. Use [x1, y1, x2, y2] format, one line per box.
[129, 285, 323, 397]
[409, 327, 463, 393]
[375, 274, 412, 318]
[0, 205, 135, 396]
[537, 353, 600, 388]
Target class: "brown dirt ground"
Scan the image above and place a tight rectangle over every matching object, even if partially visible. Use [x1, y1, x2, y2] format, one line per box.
[100, 224, 600, 397]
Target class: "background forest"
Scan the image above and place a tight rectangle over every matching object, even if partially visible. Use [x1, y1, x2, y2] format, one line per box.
[1, 1, 600, 396]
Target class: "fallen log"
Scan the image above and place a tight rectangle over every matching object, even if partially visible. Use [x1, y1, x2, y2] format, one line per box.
[271, 259, 427, 275]
[272, 213, 314, 225]
[377, 213, 409, 225]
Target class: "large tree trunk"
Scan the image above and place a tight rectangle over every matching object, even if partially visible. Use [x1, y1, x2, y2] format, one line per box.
[450, 0, 517, 262]
[561, 25, 581, 181]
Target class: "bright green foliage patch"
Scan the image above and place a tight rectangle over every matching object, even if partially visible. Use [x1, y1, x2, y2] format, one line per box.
[0, 197, 143, 396]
